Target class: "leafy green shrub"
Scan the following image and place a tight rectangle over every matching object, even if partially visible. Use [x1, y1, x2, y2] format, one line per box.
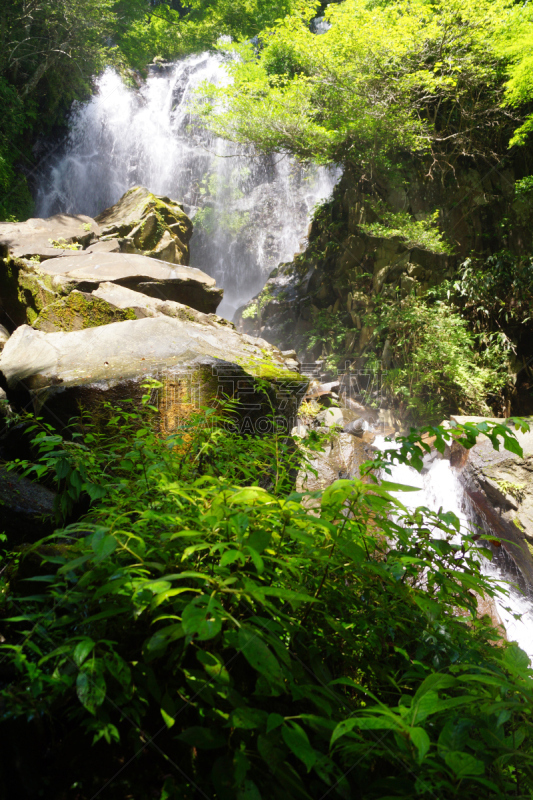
[361, 209, 454, 255]
[1, 402, 533, 798]
[373, 297, 508, 423]
[456, 250, 533, 332]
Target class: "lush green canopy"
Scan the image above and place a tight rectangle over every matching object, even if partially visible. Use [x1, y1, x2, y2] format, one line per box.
[0, 0, 296, 219]
[196, 0, 533, 172]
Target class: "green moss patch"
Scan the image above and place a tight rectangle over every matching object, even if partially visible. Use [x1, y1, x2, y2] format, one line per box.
[33, 291, 138, 332]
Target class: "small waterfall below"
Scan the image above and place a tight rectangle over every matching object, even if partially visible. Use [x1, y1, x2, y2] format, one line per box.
[374, 436, 533, 662]
[35, 53, 340, 319]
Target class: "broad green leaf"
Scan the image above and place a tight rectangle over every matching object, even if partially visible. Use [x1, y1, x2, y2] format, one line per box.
[444, 751, 485, 777]
[246, 530, 272, 553]
[76, 668, 106, 714]
[220, 549, 245, 567]
[237, 779, 262, 800]
[238, 626, 285, 688]
[197, 650, 230, 684]
[337, 539, 366, 564]
[161, 708, 175, 728]
[330, 718, 361, 746]
[438, 719, 472, 755]
[380, 480, 421, 492]
[409, 726, 430, 762]
[182, 597, 223, 641]
[58, 554, 92, 574]
[73, 638, 95, 667]
[230, 707, 267, 729]
[321, 479, 363, 510]
[229, 487, 274, 505]
[91, 533, 117, 563]
[144, 624, 185, 658]
[267, 713, 285, 733]
[501, 434, 523, 458]
[282, 723, 316, 772]
[503, 644, 530, 673]
[245, 546, 265, 574]
[413, 595, 442, 620]
[412, 673, 456, 702]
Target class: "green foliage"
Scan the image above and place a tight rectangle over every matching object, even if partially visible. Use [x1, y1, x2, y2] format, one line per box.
[305, 308, 350, 370]
[196, 0, 519, 171]
[455, 250, 533, 333]
[242, 285, 274, 321]
[361, 209, 454, 255]
[492, 3, 533, 146]
[370, 296, 508, 423]
[117, 0, 298, 67]
[1, 403, 533, 798]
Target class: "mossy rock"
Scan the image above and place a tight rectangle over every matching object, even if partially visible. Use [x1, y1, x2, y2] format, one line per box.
[0, 257, 69, 329]
[95, 186, 193, 265]
[33, 291, 138, 333]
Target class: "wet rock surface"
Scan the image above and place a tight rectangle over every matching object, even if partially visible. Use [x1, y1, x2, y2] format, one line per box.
[450, 416, 533, 588]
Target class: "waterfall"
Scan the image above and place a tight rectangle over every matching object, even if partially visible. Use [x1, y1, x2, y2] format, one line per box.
[374, 436, 533, 663]
[35, 53, 340, 319]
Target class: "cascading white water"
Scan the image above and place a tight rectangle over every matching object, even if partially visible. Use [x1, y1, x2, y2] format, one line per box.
[36, 53, 340, 319]
[374, 436, 533, 662]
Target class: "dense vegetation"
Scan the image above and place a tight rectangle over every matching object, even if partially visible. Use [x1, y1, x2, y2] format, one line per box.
[199, 0, 533, 422]
[0, 0, 296, 220]
[3, 2, 533, 796]
[1, 398, 533, 799]
[197, 0, 533, 171]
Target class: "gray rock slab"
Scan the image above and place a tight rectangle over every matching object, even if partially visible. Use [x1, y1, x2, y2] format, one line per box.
[85, 239, 121, 254]
[0, 214, 100, 260]
[0, 318, 307, 429]
[316, 407, 344, 428]
[38, 252, 223, 314]
[91, 282, 228, 328]
[454, 418, 533, 587]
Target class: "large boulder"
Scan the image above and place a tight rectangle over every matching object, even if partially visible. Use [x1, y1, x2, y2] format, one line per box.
[451, 415, 533, 589]
[0, 468, 56, 548]
[95, 186, 193, 265]
[32, 283, 236, 333]
[1, 253, 222, 328]
[0, 317, 308, 433]
[90, 282, 237, 329]
[38, 252, 223, 313]
[32, 290, 139, 332]
[0, 187, 199, 328]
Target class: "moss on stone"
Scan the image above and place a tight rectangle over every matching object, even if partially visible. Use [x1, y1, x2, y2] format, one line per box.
[33, 291, 138, 332]
[17, 266, 62, 322]
[237, 353, 308, 384]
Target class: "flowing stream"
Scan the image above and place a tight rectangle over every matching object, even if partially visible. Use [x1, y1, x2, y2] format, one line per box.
[36, 53, 340, 318]
[374, 436, 533, 662]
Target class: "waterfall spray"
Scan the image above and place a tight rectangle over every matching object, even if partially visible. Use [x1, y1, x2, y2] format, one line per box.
[36, 54, 340, 319]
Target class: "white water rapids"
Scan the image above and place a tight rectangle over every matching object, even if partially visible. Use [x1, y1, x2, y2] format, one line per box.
[36, 53, 340, 319]
[374, 436, 533, 662]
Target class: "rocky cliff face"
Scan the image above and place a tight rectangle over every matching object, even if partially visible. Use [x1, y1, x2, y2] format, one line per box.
[236, 159, 533, 395]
